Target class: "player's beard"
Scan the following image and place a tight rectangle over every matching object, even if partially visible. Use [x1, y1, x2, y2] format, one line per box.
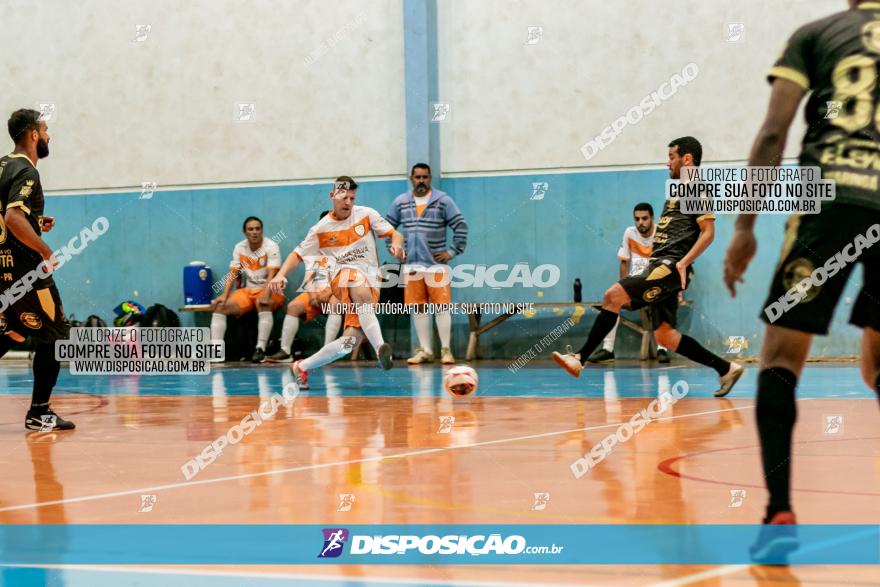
[413, 183, 428, 196]
[637, 224, 651, 236]
[36, 138, 49, 159]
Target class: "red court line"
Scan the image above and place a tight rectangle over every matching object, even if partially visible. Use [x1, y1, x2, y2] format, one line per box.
[657, 437, 880, 498]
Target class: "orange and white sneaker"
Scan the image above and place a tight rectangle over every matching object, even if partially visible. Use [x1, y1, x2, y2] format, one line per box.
[290, 359, 310, 390]
[552, 345, 583, 378]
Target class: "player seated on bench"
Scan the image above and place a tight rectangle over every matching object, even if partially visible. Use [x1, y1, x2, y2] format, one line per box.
[210, 216, 284, 363]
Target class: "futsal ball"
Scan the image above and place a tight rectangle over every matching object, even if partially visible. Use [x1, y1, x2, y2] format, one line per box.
[444, 366, 479, 397]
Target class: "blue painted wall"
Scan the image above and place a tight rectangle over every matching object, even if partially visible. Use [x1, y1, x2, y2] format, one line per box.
[43, 169, 863, 358]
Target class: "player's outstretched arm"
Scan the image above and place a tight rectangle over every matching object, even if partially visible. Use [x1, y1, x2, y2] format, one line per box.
[268, 251, 302, 293]
[4, 207, 53, 261]
[724, 78, 805, 296]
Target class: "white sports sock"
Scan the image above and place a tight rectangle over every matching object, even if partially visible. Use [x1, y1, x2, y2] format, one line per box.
[324, 314, 342, 345]
[301, 336, 358, 371]
[658, 344, 668, 352]
[602, 317, 620, 352]
[256, 311, 273, 350]
[413, 312, 432, 353]
[358, 307, 385, 352]
[280, 314, 300, 353]
[435, 311, 452, 349]
[210, 313, 227, 342]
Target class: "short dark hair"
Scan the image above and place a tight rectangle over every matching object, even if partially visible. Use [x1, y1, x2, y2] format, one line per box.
[668, 136, 702, 166]
[8, 109, 41, 143]
[334, 175, 358, 190]
[242, 216, 263, 231]
[633, 202, 654, 217]
[411, 163, 431, 176]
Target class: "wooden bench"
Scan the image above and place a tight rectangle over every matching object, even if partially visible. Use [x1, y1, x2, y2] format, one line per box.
[465, 302, 657, 361]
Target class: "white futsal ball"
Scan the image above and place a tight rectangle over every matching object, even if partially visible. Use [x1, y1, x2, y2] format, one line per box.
[444, 366, 479, 397]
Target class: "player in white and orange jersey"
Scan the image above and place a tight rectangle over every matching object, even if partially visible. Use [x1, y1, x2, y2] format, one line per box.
[269, 176, 406, 387]
[266, 212, 343, 369]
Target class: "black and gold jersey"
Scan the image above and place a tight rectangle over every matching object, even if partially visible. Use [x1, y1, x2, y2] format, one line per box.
[651, 197, 713, 260]
[770, 2, 880, 209]
[0, 154, 51, 286]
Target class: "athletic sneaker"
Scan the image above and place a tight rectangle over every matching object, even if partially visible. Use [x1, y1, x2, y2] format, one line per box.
[587, 349, 614, 364]
[749, 511, 799, 564]
[266, 350, 293, 363]
[657, 348, 670, 363]
[715, 361, 744, 397]
[25, 408, 75, 431]
[552, 345, 583, 378]
[377, 343, 394, 371]
[251, 348, 266, 363]
[290, 359, 310, 390]
[407, 348, 434, 365]
[440, 347, 455, 365]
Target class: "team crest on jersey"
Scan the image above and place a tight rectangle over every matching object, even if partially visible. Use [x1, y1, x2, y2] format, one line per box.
[354, 224, 366, 237]
[259, 256, 266, 267]
[643, 286, 663, 302]
[782, 258, 819, 303]
[862, 21, 880, 53]
[19, 312, 43, 330]
[19, 185, 32, 197]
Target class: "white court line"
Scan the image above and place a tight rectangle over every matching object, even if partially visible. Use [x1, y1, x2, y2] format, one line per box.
[0, 403, 756, 513]
[647, 564, 750, 586]
[0, 564, 604, 587]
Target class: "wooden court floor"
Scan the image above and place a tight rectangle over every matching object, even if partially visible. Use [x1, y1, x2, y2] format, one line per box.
[0, 361, 878, 585]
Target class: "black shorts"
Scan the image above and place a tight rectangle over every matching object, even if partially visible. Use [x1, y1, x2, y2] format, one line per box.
[619, 257, 689, 328]
[760, 204, 880, 335]
[1, 284, 70, 343]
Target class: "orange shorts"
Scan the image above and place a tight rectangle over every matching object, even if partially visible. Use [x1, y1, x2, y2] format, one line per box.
[227, 287, 284, 313]
[404, 268, 451, 305]
[331, 270, 379, 330]
[291, 287, 332, 322]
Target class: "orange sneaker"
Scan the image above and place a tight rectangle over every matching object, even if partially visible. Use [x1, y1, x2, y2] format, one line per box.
[290, 360, 310, 390]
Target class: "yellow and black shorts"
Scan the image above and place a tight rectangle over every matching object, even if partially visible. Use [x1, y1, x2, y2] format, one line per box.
[619, 257, 690, 329]
[761, 204, 880, 335]
[2, 283, 70, 343]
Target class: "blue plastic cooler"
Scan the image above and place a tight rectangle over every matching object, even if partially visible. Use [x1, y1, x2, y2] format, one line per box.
[183, 262, 213, 305]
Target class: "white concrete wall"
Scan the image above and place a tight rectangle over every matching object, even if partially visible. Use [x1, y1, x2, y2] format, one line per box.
[437, 0, 832, 173]
[0, 0, 406, 190]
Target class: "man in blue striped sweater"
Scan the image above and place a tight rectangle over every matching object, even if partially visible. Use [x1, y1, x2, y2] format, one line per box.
[387, 163, 468, 364]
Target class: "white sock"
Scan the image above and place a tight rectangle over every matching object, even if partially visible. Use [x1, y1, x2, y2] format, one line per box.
[658, 345, 668, 352]
[358, 307, 385, 352]
[413, 312, 432, 353]
[325, 314, 342, 345]
[602, 317, 619, 352]
[256, 311, 273, 350]
[301, 336, 358, 371]
[280, 314, 300, 353]
[210, 313, 227, 342]
[435, 311, 452, 349]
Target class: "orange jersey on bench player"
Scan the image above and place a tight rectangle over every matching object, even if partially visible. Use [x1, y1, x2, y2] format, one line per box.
[293, 206, 395, 328]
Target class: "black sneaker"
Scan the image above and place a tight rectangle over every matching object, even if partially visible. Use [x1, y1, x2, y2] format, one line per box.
[657, 348, 670, 363]
[376, 343, 393, 371]
[266, 350, 292, 363]
[25, 408, 75, 431]
[586, 349, 615, 364]
[251, 347, 266, 363]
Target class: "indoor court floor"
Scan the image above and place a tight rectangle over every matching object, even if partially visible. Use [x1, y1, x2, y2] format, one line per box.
[0, 360, 878, 586]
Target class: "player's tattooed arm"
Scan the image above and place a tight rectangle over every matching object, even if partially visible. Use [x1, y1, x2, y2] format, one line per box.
[4, 207, 53, 261]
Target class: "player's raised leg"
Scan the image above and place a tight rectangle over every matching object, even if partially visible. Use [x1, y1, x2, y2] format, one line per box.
[552, 282, 628, 377]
